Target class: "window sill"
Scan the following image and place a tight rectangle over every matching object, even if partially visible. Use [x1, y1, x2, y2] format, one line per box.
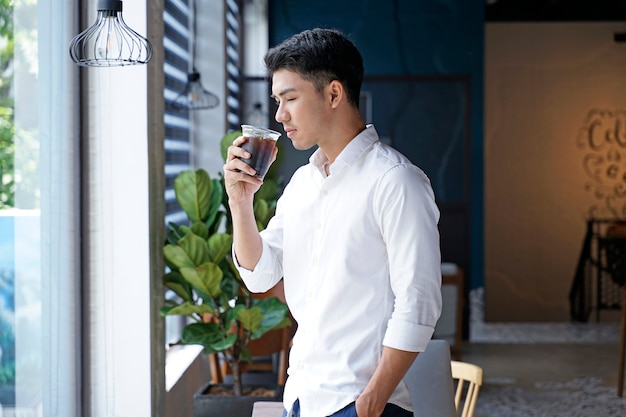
[165, 344, 204, 392]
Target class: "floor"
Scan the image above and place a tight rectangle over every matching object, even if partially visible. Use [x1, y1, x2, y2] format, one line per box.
[464, 342, 624, 417]
[461, 302, 625, 417]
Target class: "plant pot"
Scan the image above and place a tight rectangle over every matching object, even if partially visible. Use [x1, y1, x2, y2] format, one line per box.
[193, 382, 283, 417]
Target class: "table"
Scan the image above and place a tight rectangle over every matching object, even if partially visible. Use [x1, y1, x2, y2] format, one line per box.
[251, 401, 283, 417]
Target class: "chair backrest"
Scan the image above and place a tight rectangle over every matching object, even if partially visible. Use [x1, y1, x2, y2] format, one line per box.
[403, 339, 457, 417]
[450, 360, 483, 417]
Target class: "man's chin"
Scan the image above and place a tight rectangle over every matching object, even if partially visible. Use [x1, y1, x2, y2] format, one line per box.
[290, 140, 315, 151]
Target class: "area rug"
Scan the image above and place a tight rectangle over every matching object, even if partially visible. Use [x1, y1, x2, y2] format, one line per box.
[475, 376, 625, 417]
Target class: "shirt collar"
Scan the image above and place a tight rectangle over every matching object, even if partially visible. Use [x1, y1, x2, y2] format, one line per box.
[310, 124, 379, 177]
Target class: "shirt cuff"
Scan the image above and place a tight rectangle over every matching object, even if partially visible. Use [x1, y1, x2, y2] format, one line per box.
[383, 320, 435, 352]
[232, 240, 279, 293]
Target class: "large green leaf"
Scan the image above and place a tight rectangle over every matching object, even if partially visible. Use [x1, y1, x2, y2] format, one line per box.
[208, 233, 233, 264]
[190, 221, 209, 240]
[210, 333, 237, 351]
[253, 199, 269, 230]
[162, 301, 215, 316]
[164, 271, 193, 302]
[256, 178, 278, 202]
[180, 262, 223, 298]
[251, 297, 290, 339]
[204, 178, 224, 231]
[181, 323, 237, 353]
[220, 130, 242, 162]
[224, 304, 243, 329]
[220, 269, 241, 300]
[163, 245, 195, 270]
[178, 232, 210, 266]
[181, 322, 224, 351]
[166, 222, 186, 245]
[174, 169, 213, 222]
[236, 306, 263, 334]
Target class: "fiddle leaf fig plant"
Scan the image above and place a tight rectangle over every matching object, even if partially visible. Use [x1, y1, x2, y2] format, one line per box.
[161, 131, 289, 396]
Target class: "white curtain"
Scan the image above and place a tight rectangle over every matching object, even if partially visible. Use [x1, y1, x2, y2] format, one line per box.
[38, 1, 81, 416]
[81, 1, 164, 416]
[10, 1, 164, 416]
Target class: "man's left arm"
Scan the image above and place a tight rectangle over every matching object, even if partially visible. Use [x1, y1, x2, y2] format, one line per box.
[359, 165, 443, 417]
[356, 346, 419, 417]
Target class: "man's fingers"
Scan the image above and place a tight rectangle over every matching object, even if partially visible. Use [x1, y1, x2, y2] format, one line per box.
[269, 146, 279, 164]
[226, 136, 250, 162]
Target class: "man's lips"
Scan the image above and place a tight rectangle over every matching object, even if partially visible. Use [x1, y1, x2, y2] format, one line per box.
[284, 128, 296, 137]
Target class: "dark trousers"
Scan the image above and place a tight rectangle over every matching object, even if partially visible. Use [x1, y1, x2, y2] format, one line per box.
[283, 398, 414, 417]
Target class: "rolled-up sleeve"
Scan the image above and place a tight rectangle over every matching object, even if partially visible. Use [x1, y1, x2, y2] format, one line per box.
[377, 164, 442, 352]
[233, 238, 283, 293]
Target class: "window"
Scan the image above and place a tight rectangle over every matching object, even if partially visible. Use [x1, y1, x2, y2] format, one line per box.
[164, 0, 192, 227]
[163, 0, 192, 352]
[225, 0, 242, 131]
[0, 1, 81, 416]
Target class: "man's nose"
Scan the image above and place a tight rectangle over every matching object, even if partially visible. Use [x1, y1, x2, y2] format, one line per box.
[274, 103, 288, 123]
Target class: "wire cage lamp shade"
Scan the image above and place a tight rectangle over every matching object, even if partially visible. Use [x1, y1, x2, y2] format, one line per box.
[171, 0, 220, 111]
[173, 71, 220, 110]
[69, 0, 153, 67]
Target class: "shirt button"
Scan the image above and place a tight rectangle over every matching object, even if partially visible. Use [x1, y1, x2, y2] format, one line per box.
[321, 189, 328, 196]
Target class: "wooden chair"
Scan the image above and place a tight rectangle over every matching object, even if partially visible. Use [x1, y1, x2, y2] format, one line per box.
[450, 360, 483, 417]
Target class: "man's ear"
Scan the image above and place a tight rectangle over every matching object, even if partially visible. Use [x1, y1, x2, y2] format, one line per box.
[328, 80, 344, 108]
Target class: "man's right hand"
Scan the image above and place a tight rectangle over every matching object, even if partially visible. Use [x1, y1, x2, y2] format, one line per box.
[223, 135, 267, 205]
[223, 135, 276, 271]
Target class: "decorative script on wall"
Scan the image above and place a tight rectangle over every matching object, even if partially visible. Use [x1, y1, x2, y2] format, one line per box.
[577, 109, 626, 218]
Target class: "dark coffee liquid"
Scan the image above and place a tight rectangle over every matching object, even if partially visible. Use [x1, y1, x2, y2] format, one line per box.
[239, 136, 276, 178]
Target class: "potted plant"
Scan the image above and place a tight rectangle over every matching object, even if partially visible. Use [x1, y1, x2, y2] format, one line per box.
[160, 131, 290, 416]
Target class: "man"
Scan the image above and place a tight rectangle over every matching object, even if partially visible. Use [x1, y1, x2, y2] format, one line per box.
[223, 28, 442, 417]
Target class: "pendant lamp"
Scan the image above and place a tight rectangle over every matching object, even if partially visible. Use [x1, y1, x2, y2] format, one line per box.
[173, 0, 219, 110]
[69, 0, 153, 67]
[246, 102, 269, 128]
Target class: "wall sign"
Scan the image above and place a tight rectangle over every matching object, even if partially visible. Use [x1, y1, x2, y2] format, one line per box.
[578, 109, 626, 218]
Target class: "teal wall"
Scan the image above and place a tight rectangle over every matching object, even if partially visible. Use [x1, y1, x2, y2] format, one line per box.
[267, 0, 484, 290]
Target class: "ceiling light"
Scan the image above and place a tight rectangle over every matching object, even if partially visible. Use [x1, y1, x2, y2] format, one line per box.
[172, 0, 219, 111]
[173, 72, 220, 110]
[69, 0, 153, 67]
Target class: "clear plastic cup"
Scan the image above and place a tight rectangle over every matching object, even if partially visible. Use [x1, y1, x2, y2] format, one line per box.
[238, 124, 281, 179]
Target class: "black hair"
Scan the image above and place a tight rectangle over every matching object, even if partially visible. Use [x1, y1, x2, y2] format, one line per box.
[264, 28, 364, 108]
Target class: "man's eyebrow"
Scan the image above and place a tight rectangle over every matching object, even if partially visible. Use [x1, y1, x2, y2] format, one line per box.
[270, 87, 297, 100]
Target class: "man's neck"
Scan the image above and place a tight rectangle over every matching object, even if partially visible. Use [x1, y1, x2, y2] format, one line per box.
[319, 113, 366, 164]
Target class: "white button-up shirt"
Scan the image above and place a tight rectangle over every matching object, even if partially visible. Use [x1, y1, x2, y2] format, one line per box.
[237, 125, 442, 417]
